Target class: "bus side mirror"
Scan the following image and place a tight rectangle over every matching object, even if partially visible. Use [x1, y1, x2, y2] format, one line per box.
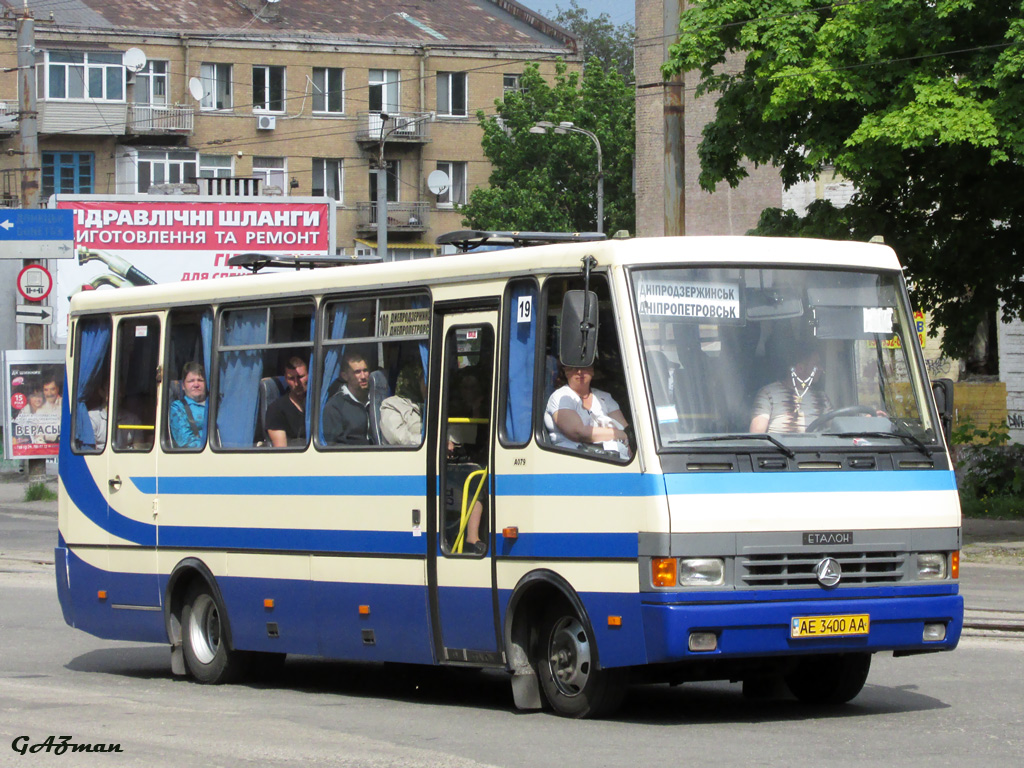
[931, 377, 954, 441]
[559, 290, 599, 368]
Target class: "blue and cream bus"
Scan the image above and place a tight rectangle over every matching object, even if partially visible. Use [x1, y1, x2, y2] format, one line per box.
[57, 234, 963, 717]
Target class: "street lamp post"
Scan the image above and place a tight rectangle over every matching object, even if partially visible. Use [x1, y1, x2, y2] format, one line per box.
[530, 121, 603, 234]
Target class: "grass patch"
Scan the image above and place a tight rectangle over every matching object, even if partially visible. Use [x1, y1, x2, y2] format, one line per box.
[959, 492, 1024, 520]
[24, 482, 57, 502]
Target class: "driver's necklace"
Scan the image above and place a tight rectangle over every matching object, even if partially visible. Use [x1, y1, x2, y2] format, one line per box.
[791, 367, 817, 416]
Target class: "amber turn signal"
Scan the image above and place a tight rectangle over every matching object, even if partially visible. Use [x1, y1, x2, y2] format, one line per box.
[652, 557, 677, 587]
[951, 551, 959, 579]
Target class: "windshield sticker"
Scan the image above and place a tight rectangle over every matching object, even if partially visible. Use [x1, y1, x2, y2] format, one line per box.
[863, 307, 894, 334]
[637, 280, 740, 321]
[656, 404, 679, 424]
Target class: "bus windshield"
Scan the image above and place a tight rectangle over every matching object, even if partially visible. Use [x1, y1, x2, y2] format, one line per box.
[631, 265, 940, 451]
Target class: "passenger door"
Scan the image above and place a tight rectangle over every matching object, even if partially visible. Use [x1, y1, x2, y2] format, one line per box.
[106, 314, 163, 607]
[428, 308, 500, 662]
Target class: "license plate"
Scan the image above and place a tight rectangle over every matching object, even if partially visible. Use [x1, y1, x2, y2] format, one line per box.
[790, 614, 870, 638]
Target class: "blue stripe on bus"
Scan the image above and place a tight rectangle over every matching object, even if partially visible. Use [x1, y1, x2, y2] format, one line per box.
[132, 475, 428, 496]
[663, 469, 957, 495]
[494, 473, 665, 497]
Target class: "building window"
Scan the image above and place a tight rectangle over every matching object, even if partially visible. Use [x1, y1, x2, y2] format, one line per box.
[435, 162, 467, 206]
[503, 74, 521, 94]
[437, 72, 467, 117]
[368, 69, 400, 114]
[254, 156, 287, 193]
[200, 63, 232, 110]
[312, 68, 344, 114]
[368, 160, 400, 203]
[199, 155, 233, 178]
[253, 65, 285, 112]
[135, 61, 168, 106]
[42, 152, 94, 198]
[45, 51, 124, 101]
[312, 158, 343, 201]
[137, 150, 198, 193]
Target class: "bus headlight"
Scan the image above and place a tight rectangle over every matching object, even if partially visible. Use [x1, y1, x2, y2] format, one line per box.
[917, 553, 947, 580]
[679, 558, 725, 586]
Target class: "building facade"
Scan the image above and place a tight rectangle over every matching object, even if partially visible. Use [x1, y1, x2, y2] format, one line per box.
[0, 0, 578, 260]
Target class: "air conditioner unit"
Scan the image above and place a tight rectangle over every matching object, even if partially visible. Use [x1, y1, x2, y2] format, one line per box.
[257, 115, 276, 130]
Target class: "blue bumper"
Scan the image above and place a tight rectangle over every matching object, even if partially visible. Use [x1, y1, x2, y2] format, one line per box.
[641, 589, 963, 663]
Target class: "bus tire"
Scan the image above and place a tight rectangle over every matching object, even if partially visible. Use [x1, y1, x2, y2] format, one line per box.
[784, 653, 871, 704]
[181, 582, 244, 684]
[536, 605, 626, 718]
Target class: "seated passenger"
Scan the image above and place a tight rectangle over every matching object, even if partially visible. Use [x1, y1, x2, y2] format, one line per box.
[266, 357, 308, 447]
[169, 362, 208, 448]
[380, 361, 425, 446]
[749, 351, 832, 433]
[544, 363, 630, 459]
[322, 352, 372, 445]
[447, 433, 485, 554]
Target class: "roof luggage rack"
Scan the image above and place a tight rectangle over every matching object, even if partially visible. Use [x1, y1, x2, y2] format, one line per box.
[436, 230, 605, 253]
[227, 253, 356, 273]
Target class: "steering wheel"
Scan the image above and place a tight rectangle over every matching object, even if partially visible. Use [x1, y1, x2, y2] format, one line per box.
[805, 405, 877, 433]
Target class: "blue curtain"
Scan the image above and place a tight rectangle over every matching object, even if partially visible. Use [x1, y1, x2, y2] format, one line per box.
[216, 308, 266, 448]
[304, 313, 315, 438]
[200, 311, 212, 380]
[319, 305, 348, 442]
[74, 317, 112, 447]
[505, 283, 537, 443]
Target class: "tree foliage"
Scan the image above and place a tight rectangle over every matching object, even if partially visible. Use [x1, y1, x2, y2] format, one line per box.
[663, 0, 1024, 357]
[460, 60, 635, 235]
[553, 0, 636, 77]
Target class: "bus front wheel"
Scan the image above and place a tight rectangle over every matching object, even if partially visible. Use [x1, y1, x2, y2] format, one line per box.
[784, 653, 871, 704]
[182, 583, 244, 684]
[536, 605, 626, 718]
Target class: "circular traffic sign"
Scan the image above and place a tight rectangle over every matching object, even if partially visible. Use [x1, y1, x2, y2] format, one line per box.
[17, 264, 53, 302]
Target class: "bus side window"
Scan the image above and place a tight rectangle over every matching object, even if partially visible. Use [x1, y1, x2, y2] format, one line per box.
[318, 293, 430, 449]
[164, 307, 212, 451]
[112, 317, 160, 452]
[539, 274, 632, 462]
[71, 315, 112, 454]
[500, 278, 539, 447]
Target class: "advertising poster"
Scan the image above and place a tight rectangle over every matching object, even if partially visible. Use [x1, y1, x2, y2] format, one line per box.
[51, 195, 336, 343]
[3, 350, 66, 459]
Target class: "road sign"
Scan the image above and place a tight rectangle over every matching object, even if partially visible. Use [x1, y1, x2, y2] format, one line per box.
[17, 264, 53, 302]
[15, 304, 53, 325]
[0, 209, 75, 260]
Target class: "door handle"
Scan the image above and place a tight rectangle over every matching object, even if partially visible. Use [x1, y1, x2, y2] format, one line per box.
[108, 475, 122, 492]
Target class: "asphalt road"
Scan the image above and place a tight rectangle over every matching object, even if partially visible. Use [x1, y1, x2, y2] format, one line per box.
[2, 482, 1023, 766]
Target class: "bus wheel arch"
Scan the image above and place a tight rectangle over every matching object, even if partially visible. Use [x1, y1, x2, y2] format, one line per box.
[505, 570, 623, 717]
[164, 559, 240, 683]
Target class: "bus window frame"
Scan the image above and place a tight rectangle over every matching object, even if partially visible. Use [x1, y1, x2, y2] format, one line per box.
[110, 314, 162, 455]
[497, 276, 540, 449]
[315, 287, 432, 452]
[161, 306, 214, 454]
[69, 313, 113, 456]
[534, 270, 635, 466]
[210, 298, 316, 453]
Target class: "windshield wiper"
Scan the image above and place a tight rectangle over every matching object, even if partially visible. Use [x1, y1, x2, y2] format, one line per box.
[824, 429, 932, 458]
[669, 433, 796, 459]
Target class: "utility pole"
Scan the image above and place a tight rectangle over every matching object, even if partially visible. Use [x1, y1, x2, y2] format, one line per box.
[376, 114, 389, 262]
[17, 10, 46, 480]
[663, 0, 685, 236]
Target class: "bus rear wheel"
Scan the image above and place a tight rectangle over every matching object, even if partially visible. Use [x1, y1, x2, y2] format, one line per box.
[181, 583, 244, 684]
[784, 653, 871, 704]
[536, 605, 626, 718]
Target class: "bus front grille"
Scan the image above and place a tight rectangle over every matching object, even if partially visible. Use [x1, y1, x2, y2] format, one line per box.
[741, 551, 906, 587]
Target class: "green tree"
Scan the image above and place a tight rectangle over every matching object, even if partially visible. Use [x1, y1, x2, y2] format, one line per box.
[554, 1, 636, 77]
[663, 0, 1024, 358]
[460, 60, 635, 235]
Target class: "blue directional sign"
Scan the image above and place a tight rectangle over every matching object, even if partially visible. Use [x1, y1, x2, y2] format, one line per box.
[0, 209, 75, 259]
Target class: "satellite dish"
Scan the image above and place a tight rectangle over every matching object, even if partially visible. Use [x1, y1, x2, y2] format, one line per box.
[123, 48, 147, 74]
[427, 169, 450, 196]
[188, 77, 205, 102]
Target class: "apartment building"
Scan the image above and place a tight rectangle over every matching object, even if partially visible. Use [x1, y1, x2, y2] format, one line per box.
[0, 0, 578, 259]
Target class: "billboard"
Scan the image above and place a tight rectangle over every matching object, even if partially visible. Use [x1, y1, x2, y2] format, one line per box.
[3, 350, 65, 459]
[50, 195, 336, 343]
